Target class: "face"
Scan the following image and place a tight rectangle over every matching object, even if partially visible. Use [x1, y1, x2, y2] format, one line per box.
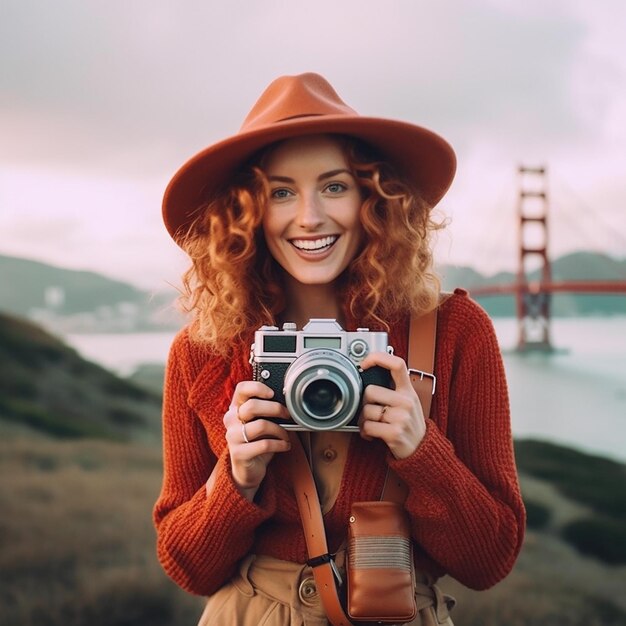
[261, 135, 363, 288]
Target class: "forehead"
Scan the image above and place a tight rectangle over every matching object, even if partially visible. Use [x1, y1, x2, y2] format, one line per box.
[262, 134, 348, 172]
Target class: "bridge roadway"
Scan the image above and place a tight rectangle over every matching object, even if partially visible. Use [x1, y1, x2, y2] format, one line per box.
[468, 280, 626, 297]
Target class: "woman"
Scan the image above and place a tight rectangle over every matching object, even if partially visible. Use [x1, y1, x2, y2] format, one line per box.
[154, 73, 525, 625]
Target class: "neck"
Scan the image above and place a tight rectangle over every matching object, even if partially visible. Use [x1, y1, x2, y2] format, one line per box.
[281, 278, 345, 330]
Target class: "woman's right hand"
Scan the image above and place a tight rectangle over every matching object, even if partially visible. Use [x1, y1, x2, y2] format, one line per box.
[223, 381, 292, 501]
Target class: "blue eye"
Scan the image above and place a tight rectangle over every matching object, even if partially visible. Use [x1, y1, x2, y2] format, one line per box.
[271, 188, 292, 199]
[326, 182, 346, 193]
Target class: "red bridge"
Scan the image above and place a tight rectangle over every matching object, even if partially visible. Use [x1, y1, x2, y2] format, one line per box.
[466, 166, 626, 351]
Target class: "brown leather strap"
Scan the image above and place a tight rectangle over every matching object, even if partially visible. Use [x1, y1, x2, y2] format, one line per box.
[289, 306, 440, 624]
[382, 306, 439, 503]
[287, 431, 353, 626]
[407, 306, 438, 420]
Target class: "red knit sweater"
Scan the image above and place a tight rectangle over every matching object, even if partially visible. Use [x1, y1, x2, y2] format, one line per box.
[153, 290, 525, 595]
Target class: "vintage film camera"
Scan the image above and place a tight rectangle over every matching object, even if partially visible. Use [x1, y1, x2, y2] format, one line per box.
[250, 319, 393, 431]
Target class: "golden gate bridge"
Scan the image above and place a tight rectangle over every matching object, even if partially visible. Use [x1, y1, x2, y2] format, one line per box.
[465, 166, 626, 351]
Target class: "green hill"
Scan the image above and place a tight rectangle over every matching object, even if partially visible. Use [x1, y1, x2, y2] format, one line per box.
[515, 439, 626, 565]
[0, 253, 182, 331]
[0, 312, 162, 441]
[0, 254, 145, 315]
[440, 251, 626, 316]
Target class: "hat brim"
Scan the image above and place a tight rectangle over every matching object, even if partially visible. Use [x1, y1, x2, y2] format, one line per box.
[162, 115, 456, 243]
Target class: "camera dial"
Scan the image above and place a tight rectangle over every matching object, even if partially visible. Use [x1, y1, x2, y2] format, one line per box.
[349, 339, 368, 360]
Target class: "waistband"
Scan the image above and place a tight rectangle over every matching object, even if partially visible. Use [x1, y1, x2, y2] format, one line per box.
[232, 554, 455, 624]
[233, 554, 328, 618]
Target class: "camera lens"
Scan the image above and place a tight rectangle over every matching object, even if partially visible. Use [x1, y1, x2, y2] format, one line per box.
[302, 379, 342, 417]
[284, 349, 362, 431]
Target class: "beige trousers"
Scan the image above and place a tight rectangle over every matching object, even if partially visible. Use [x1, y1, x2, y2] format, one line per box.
[197, 555, 455, 626]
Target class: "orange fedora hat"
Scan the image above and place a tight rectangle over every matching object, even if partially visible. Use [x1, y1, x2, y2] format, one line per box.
[163, 72, 456, 243]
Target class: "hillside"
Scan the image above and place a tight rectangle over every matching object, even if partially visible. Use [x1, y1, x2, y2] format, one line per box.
[0, 312, 162, 442]
[0, 253, 182, 331]
[515, 440, 626, 565]
[0, 254, 145, 315]
[439, 251, 626, 316]
[1, 436, 624, 626]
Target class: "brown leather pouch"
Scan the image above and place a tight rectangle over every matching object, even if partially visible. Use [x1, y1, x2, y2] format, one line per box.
[346, 501, 417, 623]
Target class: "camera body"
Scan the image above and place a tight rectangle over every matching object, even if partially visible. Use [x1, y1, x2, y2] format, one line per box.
[250, 318, 393, 431]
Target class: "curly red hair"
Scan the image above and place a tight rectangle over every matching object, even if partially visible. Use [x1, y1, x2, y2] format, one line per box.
[179, 135, 444, 355]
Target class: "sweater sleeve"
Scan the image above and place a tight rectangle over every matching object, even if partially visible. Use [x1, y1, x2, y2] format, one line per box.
[389, 296, 525, 590]
[153, 330, 276, 596]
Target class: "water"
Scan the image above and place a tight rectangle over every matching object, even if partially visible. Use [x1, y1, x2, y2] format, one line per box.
[65, 331, 176, 377]
[492, 318, 626, 463]
[63, 318, 626, 463]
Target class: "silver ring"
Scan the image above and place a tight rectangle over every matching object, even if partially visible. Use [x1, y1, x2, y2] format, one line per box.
[241, 422, 250, 444]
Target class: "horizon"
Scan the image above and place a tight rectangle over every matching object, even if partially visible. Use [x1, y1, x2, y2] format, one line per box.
[2, 247, 624, 294]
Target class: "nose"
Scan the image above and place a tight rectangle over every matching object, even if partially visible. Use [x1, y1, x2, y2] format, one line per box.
[295, 193, 324, 229]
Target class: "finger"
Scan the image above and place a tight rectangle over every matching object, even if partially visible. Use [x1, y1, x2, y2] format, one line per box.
[359, 417, 388, 442]
[243, 418, 291, 443]
[358, 403, 391, 426]
[232, 380, 276, 406]
[361, 385, 401, 408]
[226, 417, 291, 446]
[237, 398, 290, 424]
[360, 351, 414, 392]
[359, 417, 403, 445]
[361, 384, 421, 423]
[231, 437, 292, 463]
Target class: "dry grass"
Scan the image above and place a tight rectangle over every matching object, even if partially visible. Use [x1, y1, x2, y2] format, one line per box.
[1, 436, 625, 626]
[0, 437, 202, 626]
[440, 471, 625, 625]
[444, 528, 626, 625]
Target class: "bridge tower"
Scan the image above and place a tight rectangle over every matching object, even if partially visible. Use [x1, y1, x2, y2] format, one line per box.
[516, 166, 553, 351]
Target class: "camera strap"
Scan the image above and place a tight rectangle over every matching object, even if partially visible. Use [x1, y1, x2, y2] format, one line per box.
[288, 306, 439, 626]
[407, 305, 438, 420]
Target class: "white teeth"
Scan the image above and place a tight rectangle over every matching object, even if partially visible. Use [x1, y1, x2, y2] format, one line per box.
[291, 236, 338, 251]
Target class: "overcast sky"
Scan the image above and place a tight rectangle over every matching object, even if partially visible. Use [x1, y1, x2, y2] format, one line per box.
[1, 0, 625, 290]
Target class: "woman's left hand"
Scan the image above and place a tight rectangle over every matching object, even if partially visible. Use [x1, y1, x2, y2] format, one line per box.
[357, 351, 426, 459]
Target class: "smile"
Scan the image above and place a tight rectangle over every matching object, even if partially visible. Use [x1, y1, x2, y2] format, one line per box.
[290, 235, 338, 253]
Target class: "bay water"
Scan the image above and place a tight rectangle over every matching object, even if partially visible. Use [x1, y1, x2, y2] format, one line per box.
[64, 317, 626, 463]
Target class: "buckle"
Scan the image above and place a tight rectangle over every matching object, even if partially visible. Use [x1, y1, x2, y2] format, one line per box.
[306, 553, 343, 586]
[407, 369, 436, 395]
[306, 553, 332, 568]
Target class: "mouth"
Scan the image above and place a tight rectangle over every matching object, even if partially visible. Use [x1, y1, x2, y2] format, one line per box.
[289, 235, 338, 254]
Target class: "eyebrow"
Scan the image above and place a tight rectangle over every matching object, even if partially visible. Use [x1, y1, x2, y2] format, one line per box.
[267, 169, 353, 184]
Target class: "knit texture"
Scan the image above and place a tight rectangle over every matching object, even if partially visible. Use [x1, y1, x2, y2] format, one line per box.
[153, 290, 525, 595]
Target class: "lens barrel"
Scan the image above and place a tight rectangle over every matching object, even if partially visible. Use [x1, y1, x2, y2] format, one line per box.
[284, 349, 362, 431]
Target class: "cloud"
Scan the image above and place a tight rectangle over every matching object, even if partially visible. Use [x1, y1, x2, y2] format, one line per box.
[0, 0, 605, 168]
[1, 0, 625, 285]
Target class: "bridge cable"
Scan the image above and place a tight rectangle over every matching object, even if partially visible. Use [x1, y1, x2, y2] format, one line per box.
[551, 172, 626, 256]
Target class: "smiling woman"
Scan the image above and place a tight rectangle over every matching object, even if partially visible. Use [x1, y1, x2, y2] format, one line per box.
[153, 73, 525, 626]
[261, 135, 364, 318]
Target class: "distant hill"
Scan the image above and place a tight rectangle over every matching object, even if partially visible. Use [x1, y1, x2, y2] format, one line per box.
[0, 312, 162, 441]
[0, 253, 183, 331]
[0, 254, 143, 314]
[439, 251, 626, 316]
[1, 251, 624, 331]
